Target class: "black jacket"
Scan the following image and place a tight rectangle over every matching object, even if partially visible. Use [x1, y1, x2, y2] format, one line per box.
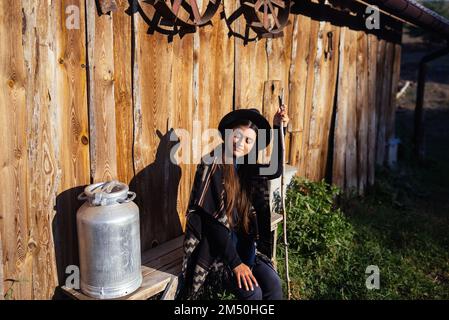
[176, 126, 286, 299]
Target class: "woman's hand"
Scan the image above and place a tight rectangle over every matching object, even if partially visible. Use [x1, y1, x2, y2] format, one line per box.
[273, 104, 289, 127]
[233, 263, 259, 291]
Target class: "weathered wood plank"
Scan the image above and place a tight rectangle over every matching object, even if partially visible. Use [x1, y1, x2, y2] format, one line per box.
[234, 2, 268, 110]
[53, 0, 91, 297]
[288, 14, 312, 171]
[344, 28, 358, 191]
[318, 24, 341, 180]
[23, 0, 61, 299]
[367, 34, 378, 186]
[113, 0, 134, 184]
[301, 18, 321, 179]
[195, 7, 234, 156]
[356, 31, 369, 194]
[305, 21, 340, 181]
[86, 0, 118, 182]
[266, 18, 293, 110]
[304, 19, 326, 180]
[141, 236, 184, 266]
[332, 26, 350, 189]
[262, 80, 283, 164]
[265, 18, 294, 165]
[0, 0, 31, 300]
[386, 43, 402, 144]
[376, 41, 395, 166]
[161, 276, 178, 300]
[132, 4, 188, 251]
[376, 39, 387, 165]
[172, 36, 194, 233]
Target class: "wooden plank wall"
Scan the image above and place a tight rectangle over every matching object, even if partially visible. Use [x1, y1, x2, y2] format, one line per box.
[1, 0, 91, 299]
[0, 0, 402, 299]
[332, 10, 402, 194]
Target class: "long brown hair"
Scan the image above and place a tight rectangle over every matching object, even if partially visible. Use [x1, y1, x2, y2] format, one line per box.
[221, 119, 258, 234]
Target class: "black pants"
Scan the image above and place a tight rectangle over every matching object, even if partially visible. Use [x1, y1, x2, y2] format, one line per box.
[228, 255, 283, 300]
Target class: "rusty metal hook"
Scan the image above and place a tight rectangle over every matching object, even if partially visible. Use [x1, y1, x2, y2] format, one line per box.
[325, 31, 334, 61]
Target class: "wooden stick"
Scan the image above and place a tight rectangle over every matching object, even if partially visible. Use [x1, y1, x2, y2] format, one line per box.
[396, 80, 410, 99]
[279, 89, 291, 300]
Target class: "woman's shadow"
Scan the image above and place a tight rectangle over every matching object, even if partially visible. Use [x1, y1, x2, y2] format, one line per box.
[129, 128, 184, 251]
[52, 128, 184, 299]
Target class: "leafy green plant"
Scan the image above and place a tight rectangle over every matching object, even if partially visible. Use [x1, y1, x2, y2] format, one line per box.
[276, 177, 449, 300]
[279, 179, 353, 258]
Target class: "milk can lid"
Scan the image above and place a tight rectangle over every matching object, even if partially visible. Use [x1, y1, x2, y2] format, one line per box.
[82, 181, 129, 206]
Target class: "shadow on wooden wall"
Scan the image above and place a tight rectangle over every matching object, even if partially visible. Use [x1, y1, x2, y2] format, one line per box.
[127, 0, 197, 41]
[129, 128, 184, 252]
[52, 186, 86, 299]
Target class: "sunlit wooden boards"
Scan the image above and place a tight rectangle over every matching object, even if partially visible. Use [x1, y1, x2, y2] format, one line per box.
[232, 2, 268, 111]
[333, 29, 401, 192]
[0, 0, 30, 300]
[53, 0, 91, 299]
[194, 1, 234, 158]
[304, 20, 340, 181]
[0, 0, 90, 299]
[333, 26, 358, 191]
[86, 0, 118, 182]
[288, 14, 313, 171]
[113, 0, 134, 185]
[86, 0, 133, 184]
[132, 4, 192, 251]
[288, 12, 339, 182]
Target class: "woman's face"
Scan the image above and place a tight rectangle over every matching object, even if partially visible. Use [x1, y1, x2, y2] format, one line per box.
[227, 125, 257, 158]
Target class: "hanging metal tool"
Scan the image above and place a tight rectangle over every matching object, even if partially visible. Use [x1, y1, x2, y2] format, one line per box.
[278, 88, 292, 300]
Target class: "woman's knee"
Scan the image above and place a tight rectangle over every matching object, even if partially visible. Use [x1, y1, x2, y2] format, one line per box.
[253, 260, 284, 300]
[235, 286, 263, 300]
[263, 273, 283, 300]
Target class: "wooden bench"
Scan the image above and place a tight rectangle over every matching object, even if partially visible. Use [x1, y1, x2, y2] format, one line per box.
[62, 214, 284, 300]
[62, 235, 184, 300]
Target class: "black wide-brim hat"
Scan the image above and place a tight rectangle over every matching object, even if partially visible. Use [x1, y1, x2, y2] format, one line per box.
[218, 108, 272, 150]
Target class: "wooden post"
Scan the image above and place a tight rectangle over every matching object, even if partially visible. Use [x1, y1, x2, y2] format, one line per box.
[414, 62, 426, 161]
[414, 46, 449, 161]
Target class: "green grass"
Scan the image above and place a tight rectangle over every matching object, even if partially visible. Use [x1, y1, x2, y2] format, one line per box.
[276, 167, 449, 299]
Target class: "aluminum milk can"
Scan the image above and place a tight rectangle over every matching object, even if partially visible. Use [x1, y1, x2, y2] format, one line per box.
[77, 181, 142, 299]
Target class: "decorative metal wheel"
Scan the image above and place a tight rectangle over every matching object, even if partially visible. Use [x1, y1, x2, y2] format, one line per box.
[153, 0, 222, 27]
[241, 0, 291, 37]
